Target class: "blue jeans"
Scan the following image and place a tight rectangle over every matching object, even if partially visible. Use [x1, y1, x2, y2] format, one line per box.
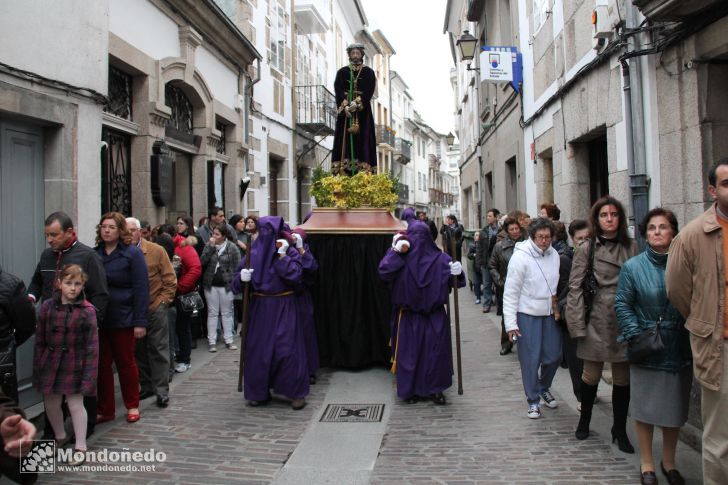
[481, 266, 494, 306]
[515, 312, 563, 405]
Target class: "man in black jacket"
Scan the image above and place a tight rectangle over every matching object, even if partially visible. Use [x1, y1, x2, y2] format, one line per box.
[417, 211, 438, 241]
[27, 211, 109, 438]
[0, 267, 36, 402]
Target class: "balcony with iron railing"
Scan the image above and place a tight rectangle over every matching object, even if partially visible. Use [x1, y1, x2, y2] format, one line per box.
[295, 85, 336, 136]
[394, 137, 412, 164]
[376, 124, 395, 147]
[429, 188, 446, 205]
[428, 154, 441, 171]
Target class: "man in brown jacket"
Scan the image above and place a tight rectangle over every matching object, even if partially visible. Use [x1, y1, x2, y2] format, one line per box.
[666, 158, 728, 485]
[127, 218, 177, 408]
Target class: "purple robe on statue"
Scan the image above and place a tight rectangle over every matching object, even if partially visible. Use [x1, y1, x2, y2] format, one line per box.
[378, 221, 465, 400]
[231, 216, 309, 401]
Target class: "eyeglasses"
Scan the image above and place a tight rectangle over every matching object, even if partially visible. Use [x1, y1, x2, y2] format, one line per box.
[534, 235, 552, 241]
[99, 225, 117, 230]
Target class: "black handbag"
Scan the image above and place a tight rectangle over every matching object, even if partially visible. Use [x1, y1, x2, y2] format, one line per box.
[581, 239, 598, 319]
[178, 290, 204, 316]
[627, 315, 665, 364]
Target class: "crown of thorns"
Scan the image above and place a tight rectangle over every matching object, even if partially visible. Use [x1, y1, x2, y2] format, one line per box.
[346, 43, 366, 53]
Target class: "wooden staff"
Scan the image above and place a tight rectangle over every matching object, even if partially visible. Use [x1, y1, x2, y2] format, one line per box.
[450, 235, 464, 395]
[237, 245, 252, 392]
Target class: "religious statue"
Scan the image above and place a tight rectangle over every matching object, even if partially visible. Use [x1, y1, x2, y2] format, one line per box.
[332, 43, 377, 175]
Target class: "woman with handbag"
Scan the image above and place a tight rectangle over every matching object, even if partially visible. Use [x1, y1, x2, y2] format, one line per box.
[566, 196, 639, 452]
[199, 225, 241, 352]
[94, 212, 149, 424]
[615, 208, 692, 485]
[173, 216, 202, 373]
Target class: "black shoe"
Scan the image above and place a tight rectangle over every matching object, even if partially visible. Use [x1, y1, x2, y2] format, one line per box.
[190, 339, 197, 349]
[291, 398, 306, 410]
[611, 429, 635, 454]
[660, 462, 685, 485]
[499, 345, 512, 355]
[156, 395, 169, 408]
[431, 393, 446, 405]
[575, 381, 598, 440]
[404, 396, 419, 404]
[309, 375, 317, 385]
[139, 390, 155, 400]
[640, 470, 658, 485]
[483, 306, 491, 313]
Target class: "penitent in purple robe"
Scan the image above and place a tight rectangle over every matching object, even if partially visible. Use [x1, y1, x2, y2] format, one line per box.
[378, 221, 465, 400]
[232, 216, 309, 401]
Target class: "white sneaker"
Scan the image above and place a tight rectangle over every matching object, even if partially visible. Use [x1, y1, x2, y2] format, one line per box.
[174, 362, 191, 373]
[527, 404, 541, 419]
[540, 390, 558, 409]
[208, 345, 217, 353]
[226, 343, 238, 350]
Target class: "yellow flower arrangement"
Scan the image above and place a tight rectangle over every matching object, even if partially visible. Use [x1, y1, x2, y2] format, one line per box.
[311, 169, 398, 211]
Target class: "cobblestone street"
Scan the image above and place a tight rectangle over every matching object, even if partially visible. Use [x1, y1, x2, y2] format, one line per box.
[37, 289, 703, 484]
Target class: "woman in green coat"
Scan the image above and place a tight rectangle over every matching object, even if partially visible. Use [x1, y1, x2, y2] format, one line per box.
[615, 207, 692, 485]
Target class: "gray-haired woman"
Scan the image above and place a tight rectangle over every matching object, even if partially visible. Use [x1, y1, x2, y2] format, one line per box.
[503, 218, 562, 419]
[615, 207, 691, 485]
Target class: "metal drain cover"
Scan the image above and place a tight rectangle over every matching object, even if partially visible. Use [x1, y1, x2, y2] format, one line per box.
[319, 403, 385, 423]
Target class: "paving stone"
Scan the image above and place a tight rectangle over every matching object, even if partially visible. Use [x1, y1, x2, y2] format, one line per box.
[36, 287, 703, 484]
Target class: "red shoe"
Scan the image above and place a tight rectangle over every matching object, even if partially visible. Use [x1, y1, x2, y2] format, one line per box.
[96, 414, 115, 424]
[126, 411, 140, 423]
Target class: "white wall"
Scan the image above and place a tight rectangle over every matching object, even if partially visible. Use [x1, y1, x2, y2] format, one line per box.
[0, 0, 109, 94]
[109, 0, 180, 60]
[196, 46, 239, 110]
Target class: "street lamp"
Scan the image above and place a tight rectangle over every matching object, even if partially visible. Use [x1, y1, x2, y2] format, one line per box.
[446, 132, 455, 146]
[456, 30, 479, 71]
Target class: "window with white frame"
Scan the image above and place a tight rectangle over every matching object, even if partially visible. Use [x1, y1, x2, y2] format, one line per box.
[533, 0, 550, 32]
[270, 3, 287, 73]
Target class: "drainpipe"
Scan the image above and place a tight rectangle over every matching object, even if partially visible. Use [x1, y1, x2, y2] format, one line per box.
[623, 3, 650, 247]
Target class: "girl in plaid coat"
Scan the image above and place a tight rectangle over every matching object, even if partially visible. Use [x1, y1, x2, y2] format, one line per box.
[33, 264, 98, 460]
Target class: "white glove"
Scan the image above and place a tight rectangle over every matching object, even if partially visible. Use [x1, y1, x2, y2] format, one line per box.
[240, 268, 254, 282]
[242, 176, 251, 184]
[449, 261, 463, 275]
[392, 233, 405, 246]
[293, 233, 304, 249]
[276, 239, 290, 255]
[393, 240, 410, 253]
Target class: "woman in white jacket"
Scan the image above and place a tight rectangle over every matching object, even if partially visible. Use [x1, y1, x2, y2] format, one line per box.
[503, 218, 561, 419]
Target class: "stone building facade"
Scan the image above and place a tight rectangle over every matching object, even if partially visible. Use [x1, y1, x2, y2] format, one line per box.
[107, 0, 259, 227]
